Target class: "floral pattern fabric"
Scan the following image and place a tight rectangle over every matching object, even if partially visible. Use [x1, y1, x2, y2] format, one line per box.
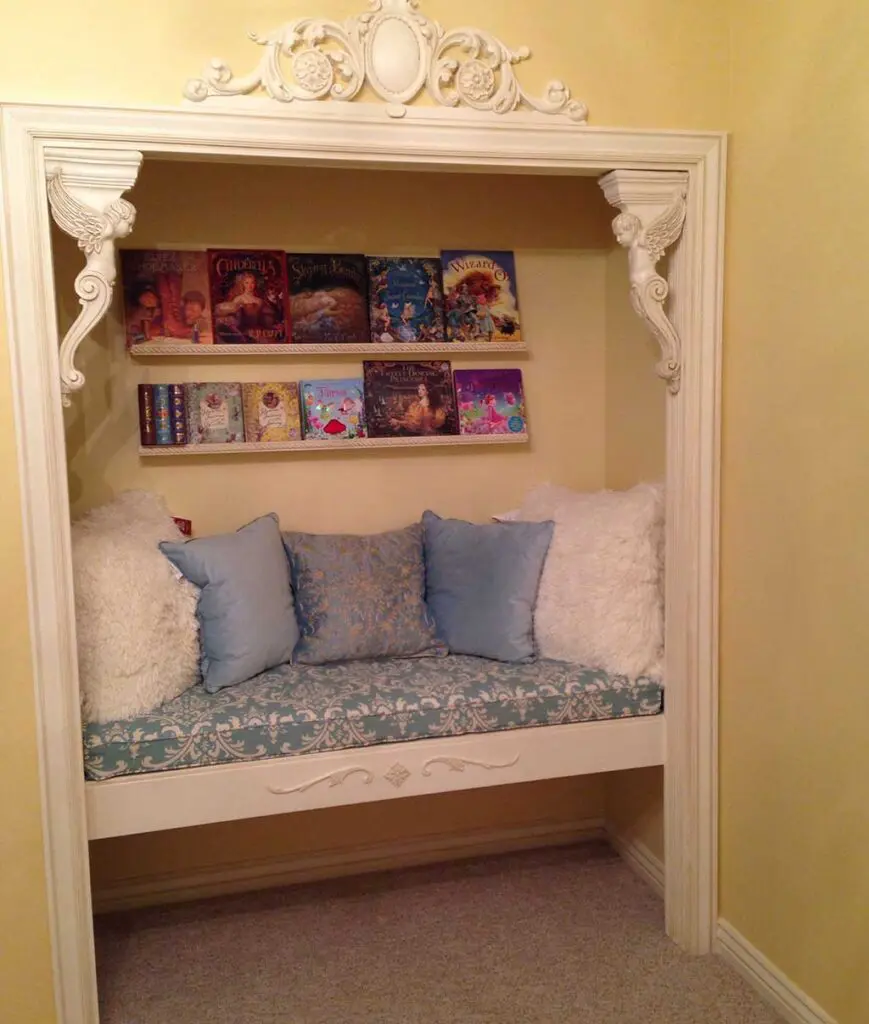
[282, 522, 442, 664]
[83, 655, 664, 781]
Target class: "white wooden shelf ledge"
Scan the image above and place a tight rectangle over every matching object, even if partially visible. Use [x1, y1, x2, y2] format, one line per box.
[129, 341, 528, 357]
[139, 433, 529, 456]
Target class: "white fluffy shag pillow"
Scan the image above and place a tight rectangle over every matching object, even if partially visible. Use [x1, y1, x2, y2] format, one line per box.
[72, 490, 199, 723]
[518, 482, 665, 678]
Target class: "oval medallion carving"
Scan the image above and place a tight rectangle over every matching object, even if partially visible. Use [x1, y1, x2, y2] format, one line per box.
[366, 14, 427, 103]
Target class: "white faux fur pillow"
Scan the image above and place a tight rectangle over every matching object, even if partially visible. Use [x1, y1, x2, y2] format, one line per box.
[517, 482, 664, 678]
[72, 490, 199, 723]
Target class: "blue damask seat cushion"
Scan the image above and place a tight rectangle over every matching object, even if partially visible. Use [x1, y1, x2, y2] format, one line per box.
[82, 655, 664, 781]
[282, 522, 442, 665]
[422, 510, 554, 662]
[160, 513, 299, 693]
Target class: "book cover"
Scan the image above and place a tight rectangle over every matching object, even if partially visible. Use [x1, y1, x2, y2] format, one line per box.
[300, 379, 367, 440]
[208, 250, 290, 344]
[362, 360, 458, 438]
[185, 383, 245, 444]
[137, 384, 156, 446]
[367, 256, 445, 343]
[122, 250, 214, 347]
[288, 253, 369, 344]
[454, 368, 528, 436]
[167, 384, 188, 445]
[153, 384, 173, 445]
[241, 382, 302, 443]
[441, 250, 522, 343]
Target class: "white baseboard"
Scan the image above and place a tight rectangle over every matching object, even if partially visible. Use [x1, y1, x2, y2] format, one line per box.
[605, 824, 665, 897]
[93, 817, 605, 913]
[716, 920, 837, 1024]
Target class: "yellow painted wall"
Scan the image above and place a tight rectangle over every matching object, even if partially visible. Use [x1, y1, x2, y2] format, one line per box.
[720, 3, 869, 1021]
[0, 2, 730, 1019]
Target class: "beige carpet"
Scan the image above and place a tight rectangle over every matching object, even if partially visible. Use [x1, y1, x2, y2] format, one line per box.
[95, 842, 783, 1023]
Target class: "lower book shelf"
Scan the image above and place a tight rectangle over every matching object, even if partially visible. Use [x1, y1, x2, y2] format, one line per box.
[138, 434, 529, 456]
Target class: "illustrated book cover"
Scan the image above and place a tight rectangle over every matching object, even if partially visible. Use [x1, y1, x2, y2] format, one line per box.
[241, 382, 302, 443]
[441, 250, 522, 343]
[367, 256, 445, 343]
[362, 360, 458, 438]
[454, 368, 527, 436]
[185, 382, 245, 444]
[287, 253, 369, 344]
[300, 379, 367, 440]
[207, 250, 290, 344]
[122, 250, 213, 347]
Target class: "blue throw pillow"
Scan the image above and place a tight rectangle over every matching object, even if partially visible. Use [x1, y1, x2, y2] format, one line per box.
[160, 513, 299, 692]
[282, 522, 442, 665]
[422, 509, 554, 662]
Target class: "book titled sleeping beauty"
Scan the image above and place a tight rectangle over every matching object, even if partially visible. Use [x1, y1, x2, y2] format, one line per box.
[185, 382, 245, 444]
[363, 360, 458, 439]
[367, 256, 445, 343]
[454, 368, 528, 436]
[300, 379, 367, 440]
[241, 382, 302, 443]
[441, 250, 521, 344]
[288, 253, 369, 344]
[207, 250, 290, 345]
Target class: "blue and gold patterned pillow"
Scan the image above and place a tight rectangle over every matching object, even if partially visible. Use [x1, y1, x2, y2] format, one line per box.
[282, 523, 443, 665]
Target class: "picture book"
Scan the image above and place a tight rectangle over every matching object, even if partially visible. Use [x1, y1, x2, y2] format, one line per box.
[288, 253, 369, 344]
[241, 382, 302, 443]
[185, 382, 245, 444]
[137, 384, 157, 446]
[152, 384, 173, 446]
[453, 368, 527, 436]
[300, 379, 367, 440]
[122, 250, 213, 347]
[367, 256, 445, 343]
[207, 250, 290, 344]
[441, 250, 522, 343]
[362, 360, 458, 438]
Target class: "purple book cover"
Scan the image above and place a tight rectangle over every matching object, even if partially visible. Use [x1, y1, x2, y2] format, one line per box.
[363, 360, 458, 438]
[208, 250, 290, 344]
[441, 250, 521, 344]
[454, 368, 527, 436]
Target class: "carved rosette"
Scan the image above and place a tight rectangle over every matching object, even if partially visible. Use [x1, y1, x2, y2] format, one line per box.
[184, 0, 588, 122]
[599, 170, 689, 395]
[44, 148, 143, 405]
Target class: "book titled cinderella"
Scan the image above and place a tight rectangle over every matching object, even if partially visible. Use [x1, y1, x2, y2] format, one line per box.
[363, 360, 458, 438]
[367, 256, 445, 343]
[207, 250, 290, 344]
[453, 368, 527, 436]
[441, 250, 522, 343]
[300, 379, 367, 440]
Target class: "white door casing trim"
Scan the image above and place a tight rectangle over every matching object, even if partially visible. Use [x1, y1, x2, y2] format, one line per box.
[0, 99, 725, 1023]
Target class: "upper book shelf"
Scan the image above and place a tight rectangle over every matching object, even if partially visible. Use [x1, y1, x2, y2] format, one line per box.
[128, 340, 526, 357]
[122, 249, 526, 358]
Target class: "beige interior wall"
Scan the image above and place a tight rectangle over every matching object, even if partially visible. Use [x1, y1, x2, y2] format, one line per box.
[61, 162, 620, 905]
[602, 246, 666, 860]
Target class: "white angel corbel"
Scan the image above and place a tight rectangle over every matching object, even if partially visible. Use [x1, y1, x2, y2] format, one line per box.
[612, 185, 687, 394]
[46, 170, 137, 405]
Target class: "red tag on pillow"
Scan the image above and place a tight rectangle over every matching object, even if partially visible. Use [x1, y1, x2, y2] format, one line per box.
[172, 516, 192, 537]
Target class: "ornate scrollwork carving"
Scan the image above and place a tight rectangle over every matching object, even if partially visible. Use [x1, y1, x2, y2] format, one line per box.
[268, 766, 375, 795]
[610, 184, 688, 394]
[421, 754, 520, 776]
[44, 151, 141, 405]
[184, 0, 587, 122]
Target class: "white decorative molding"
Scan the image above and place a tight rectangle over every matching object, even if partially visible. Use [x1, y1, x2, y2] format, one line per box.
[384, 763, 412, 788]
[183, 0, 588, 122]
[422, 754, 520, 775]
[599, 169, 689, 394]
[716, 921, 837, 1024]
[44, 148, 142, 405]
[268, 766, 374, 795]
[128, 340, 527, 356]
